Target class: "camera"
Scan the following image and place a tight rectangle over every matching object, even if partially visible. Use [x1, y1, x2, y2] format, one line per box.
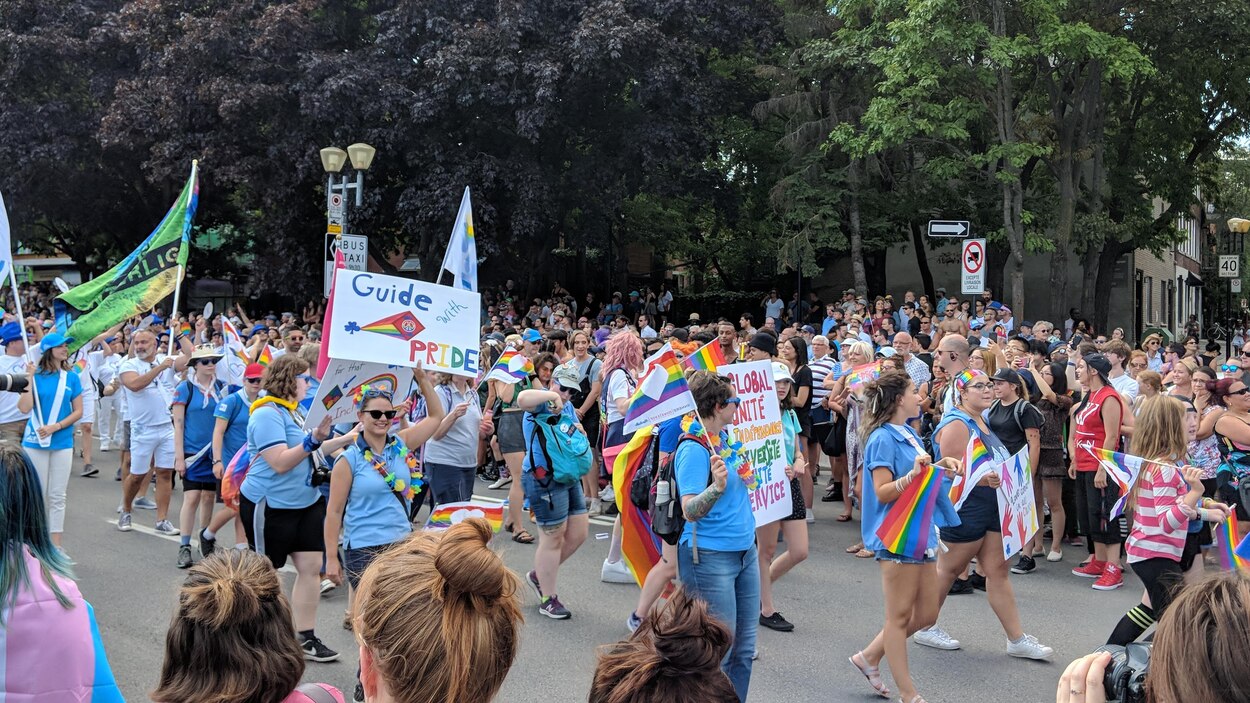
[309, 451, 332, 487]
[1095, 642, 1151, 703]
[0, 374, 30, 393]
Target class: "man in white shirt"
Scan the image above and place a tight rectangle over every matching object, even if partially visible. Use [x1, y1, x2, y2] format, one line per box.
[637, 314, 657, 340]
[269, 327, 306, 360]
[1102, 339, 1139, 404]
[117, 328, 190, 533]
[94, 336, 127, 451]
[0, 322, 31, 444]
[892, 332, 932, 387]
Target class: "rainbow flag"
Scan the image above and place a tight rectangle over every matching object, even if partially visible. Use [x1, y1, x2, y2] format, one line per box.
[612, 426, 663, 586]
[683, 339, 728, 372]
[624, 344, 696, 433]
[844, 362, 881, 390]
[255, 345, 273, 367]
[424, 501, 504, 534]
[220, 444, 250, 510]
[1216, 514, 1248, 573]
[71, 357, 87, 374]
[1085, 445, 1146, 519]
[485, 349, 534, 385]
[875, 463, 942, 559]
[949, 434, 995, 511]
[177, 321, 192, 338]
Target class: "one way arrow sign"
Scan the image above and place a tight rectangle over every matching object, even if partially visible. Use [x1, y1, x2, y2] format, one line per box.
[927, 220, 970, 237]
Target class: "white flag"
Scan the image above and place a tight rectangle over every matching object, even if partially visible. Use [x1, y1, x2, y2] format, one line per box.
[0, 190, 14, 279]
[439, 187, 478, 292]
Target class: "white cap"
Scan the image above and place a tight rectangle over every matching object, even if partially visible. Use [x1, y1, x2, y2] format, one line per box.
[772, 361, 794, 383]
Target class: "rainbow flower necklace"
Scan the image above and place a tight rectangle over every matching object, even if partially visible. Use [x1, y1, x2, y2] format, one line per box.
[680, 414, 757, 490]
[362, 436, 424, 500]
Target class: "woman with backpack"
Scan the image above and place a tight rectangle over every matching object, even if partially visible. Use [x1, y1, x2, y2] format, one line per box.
[570, 330, 604, 513]
[985, 368, 1044, 575]
[599, 332, 643, 584]
[490, 338, 536, 544]
[518, 362, 591, 620]
[756, 362, 809, 633]
[172, 345, 232, 570]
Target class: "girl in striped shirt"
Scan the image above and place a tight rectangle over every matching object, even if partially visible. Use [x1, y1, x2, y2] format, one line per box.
[1106, 395, 1231, 645]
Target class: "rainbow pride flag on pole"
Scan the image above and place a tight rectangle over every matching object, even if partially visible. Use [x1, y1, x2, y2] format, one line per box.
[612, 426, 663, 586]
[1084, 445, 1146, 519]
[254, 344, 273, 368]
[624, 343, 696, 433]
[683, 339, 728, 372]
[875, 463, 942, 560]
[1216, 514, 1249, 573]
[484, 349, 534, 385]
[948, 434, 996, 511]
[424, 501, 505, 534]
[844, 362, 882, 391]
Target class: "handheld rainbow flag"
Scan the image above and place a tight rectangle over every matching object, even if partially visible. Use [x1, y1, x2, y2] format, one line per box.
[683, 339, 728, 372]
[844, 362, 882, 391]
[612, 426, 663, 586]
[485, 349, 534, 385]
[220, 444, 250, 510]
[875, 463, 942, 560]
[1216, 514, 1248, 573]
[1084, 445, 1146, 519]
[624, 344, 696, 432]
[71, 357, 87, 374]
[254, 345, 273, 368]
[424, 501, 504, 534]
[177, 321, 192, 338]
[949, 434, 997, 511]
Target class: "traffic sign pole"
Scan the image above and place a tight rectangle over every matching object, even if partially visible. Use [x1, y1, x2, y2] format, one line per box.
[961, 238, 986, 295]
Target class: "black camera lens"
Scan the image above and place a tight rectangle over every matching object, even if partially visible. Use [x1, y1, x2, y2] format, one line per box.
[1095, 643, 1151, 703]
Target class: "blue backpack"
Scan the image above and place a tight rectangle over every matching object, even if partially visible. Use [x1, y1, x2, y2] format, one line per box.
[528, 409, 593, 485]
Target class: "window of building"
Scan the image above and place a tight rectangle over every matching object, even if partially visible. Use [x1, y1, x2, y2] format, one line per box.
[1146, 276, 1154, 323]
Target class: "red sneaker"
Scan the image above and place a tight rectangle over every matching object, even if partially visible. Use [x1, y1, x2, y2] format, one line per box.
[1071, 559, 1105, 578]
[1092, 563, 1124, 591]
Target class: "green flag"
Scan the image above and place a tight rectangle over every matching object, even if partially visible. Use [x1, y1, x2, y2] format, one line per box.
[54, 162, 199, 352]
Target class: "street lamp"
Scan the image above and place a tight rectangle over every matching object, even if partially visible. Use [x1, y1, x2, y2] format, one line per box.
[320, 142, 376, 296]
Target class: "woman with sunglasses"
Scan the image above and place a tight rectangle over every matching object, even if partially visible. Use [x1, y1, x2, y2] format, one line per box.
[202, 362, 267, 557]
[240, 354, 359, 663]
[913, 369, 1053, 660]
[171, 345, 230, 569]
[1211, 378, 1250, 542]
[423, 371, 483, 505]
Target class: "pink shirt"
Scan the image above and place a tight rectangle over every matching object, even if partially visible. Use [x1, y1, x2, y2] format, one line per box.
[1126, 464, 1197, 563]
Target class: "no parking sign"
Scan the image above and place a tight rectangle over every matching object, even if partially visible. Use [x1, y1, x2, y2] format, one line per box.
[961, 238, 986, 295]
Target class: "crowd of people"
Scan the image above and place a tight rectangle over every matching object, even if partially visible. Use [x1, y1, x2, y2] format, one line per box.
[1, 277, 1249, 702]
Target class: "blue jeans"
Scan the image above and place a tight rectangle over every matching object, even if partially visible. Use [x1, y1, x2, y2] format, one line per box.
[426, 461, 475, 505]
[677, 543, 759, 702]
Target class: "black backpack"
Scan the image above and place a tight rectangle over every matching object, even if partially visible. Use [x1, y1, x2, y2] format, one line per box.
[628, 429, 663, 511]
[650, 433, 711, 546]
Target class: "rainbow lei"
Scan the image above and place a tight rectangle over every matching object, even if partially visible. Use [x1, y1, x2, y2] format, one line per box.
[363, 437, 424, 501]
[680, 414, 757, 490]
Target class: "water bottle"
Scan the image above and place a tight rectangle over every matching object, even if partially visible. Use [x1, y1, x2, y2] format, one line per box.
[655, 477, 671, 505]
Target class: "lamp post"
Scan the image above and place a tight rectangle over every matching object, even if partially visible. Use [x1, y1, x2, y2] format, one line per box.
[319, 143, 376, 296]
[1225, 217, 1249, 357]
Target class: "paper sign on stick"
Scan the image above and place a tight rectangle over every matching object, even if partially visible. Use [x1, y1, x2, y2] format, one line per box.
[304, 358, 417, 430]
[996, 447, 1039, 559]
[719, 360, 792, 528]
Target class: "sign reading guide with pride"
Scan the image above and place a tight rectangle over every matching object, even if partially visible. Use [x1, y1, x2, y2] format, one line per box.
[719, 360, 791, 528]
[327, 269, 481, 377]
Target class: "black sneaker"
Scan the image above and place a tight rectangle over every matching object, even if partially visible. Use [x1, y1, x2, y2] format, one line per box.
[199, 529, 216, 559]
[353, 683, 364, 703]
[80, 463, 98, 478]
[948, 577, 974, 595]
[1010, 555, 1037, 574]
[968, 572, 987, 591]
[759, 612, 795, 632]
[176, 545, 193, 569]
[300, 634, 340, 662]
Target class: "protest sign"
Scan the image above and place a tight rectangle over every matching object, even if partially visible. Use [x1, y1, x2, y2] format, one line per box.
[996, 446, 1039, 559]
[303, 358, 417, 430]
[326, 269, 481, 377]
[719, 360, 791, 528]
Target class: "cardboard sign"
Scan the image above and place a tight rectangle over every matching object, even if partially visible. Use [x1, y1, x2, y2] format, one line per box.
[303, 358, 417, 430]
[326, 269, 481, 377]
[719, 360, 793, 528]
[996, 446, 1039, 559]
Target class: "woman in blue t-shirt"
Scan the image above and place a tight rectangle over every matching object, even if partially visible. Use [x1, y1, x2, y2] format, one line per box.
[17, 332, 83, 556]
[848, 370, 961, 703]
[172, 345, 232, 570]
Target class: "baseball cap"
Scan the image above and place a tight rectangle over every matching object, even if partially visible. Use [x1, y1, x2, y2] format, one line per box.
[990, 368, 1021, 386]
[1083, 353, 1113, 382]
[801, 324, 816, 334]
[0, 322, 22, 345]
[748, 333, 777, 357]
[553, 361, 581, 390]
[522, 329, 542, 343]
[969, 319, 985, 331]
[688, 313, 701, 322]
[40, 332, 68, 352]
[876, 346, 897, 358]
[771, 361, 793, 384]
[244, 363, 266, 379]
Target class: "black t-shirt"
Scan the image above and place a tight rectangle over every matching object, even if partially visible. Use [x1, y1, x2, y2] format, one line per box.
[986, 399, 1044, 455]
[792, 365, 813, 429]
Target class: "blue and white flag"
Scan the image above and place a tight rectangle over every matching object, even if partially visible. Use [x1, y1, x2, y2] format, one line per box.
[0, 190, 13, 280]
[439, 186, 477, 292]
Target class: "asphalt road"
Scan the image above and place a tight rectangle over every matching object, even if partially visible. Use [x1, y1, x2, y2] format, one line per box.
[59, 442, 1142, 703]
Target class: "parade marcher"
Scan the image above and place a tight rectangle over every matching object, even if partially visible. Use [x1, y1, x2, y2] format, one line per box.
[96, 334, 127, 451]
[490, 338, 536, 545]
[780, 337, 815, 521]
[826, 340, 873, 555]
[117, 328, 191, 534]
[569, 330, 604, 514]
[239, 354, 358, 663]
[0, 322, 30, 444]
[202, 362, 266, 556]
[848, 370, 961, 703]
[423, 372, 482, 505]
[1069, 353, 1128, 589]
[17, 332, 83, 556]
[756, 361, 809, 632]
[1033, 362, 1074, 560]
[986, 368, 1044, 574]
[172, 345, 231, 569]
[598, 332, 643, 584]
[913, 369, 1053, 660]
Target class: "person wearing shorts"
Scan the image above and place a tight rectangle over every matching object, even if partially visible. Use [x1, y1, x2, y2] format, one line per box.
[172, 345, 231, 569]
[518, 362, 590, 620]
[118, 328, 190, 534]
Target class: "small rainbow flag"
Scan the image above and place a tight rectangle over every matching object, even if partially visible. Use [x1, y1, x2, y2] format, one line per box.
[684, 339, 728, 372]
[875, 463, 942, 560]
[71, 357, 86, 374]
[220, 444, 250, 511]
[1085, 445, 1146, 519]
[844, 362, 882, 390]
[485, 349, 534, 385]
[949, 434, 995, 511]
[255, 345, 273, 367]
[624, 345, 696, 432]
[612, 426, 663, 586]
[424, 501, 505, 534]
[178, 321, 192, 338]
[1216, 514, 1248, 573]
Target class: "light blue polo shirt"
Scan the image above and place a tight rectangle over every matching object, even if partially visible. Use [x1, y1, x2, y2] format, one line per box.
[241, 404, 319, 509]
[675, 437, 755, 552]
[340, 436, 413, 550]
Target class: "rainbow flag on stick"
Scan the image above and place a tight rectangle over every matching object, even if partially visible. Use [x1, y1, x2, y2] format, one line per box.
[220, 445, 250, 510]
[844, 362, 881, 391]
[1084, 445, 1146, 519]
[875, 463, 942, 560]
[254, 345, 273, 367]
[683, 339, 728, 372]
[612, 426, 663, 586]
[948, 434, 997, 511]
[484, 349, 534, 385]
[424, 501, 504, 534]
[1216, 514, 1249, 573]
[624, 343, 697, 433]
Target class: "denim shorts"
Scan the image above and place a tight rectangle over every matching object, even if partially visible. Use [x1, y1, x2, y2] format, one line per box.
[874, 548, 936, 565]
[521, 470, 587, 527]
[343, 542, 395, 589]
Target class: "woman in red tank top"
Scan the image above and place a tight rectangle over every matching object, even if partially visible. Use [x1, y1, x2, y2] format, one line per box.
[1067, 354, 1127, 591]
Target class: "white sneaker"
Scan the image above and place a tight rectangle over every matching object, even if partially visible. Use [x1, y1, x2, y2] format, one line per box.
[598, 485, 615, 503]
[805, 508, 815, 524]
[589, 498, 603, 515]
[320, 578, 337, 595]
[913, 625, 961, 650]
[154, 520, 180, 536]
[100, 441, 111, 452]
[1046, 550, 1063, 562]
[1007, 633, 1054, 660]
[600, 558, 633, 584]
[488, 475, 512, 489]
[134, 496, 157, 510]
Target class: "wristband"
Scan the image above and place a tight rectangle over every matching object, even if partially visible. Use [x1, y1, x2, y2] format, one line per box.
[302, 432, 323, 452]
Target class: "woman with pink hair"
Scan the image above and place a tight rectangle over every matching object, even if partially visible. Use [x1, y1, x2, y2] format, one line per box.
[598, 332, 644, 585]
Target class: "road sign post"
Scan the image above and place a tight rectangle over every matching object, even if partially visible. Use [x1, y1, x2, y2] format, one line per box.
[1219, 254, 1239, 278]
[928, 220, 970, 238]
[961, 238, 986, 295]
[324, 234, 369, 297]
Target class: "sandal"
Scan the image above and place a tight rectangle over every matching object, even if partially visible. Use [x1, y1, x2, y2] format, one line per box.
[846, 542, 864, 554]
[848, 651, 891, 698]
[837, 513, 853, 522]
[855, 548, 874, 558]
[900, 696, 928, 703]
[512, 529, 535, 544]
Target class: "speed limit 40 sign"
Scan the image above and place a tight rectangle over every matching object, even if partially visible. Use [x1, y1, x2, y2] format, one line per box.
[1219, 254, 1240, 278]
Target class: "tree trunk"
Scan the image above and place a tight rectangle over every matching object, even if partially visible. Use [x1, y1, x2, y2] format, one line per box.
[847, 159, 867, 296]
[910, 221, 936, 303]
[1050, 160, 1076, 321]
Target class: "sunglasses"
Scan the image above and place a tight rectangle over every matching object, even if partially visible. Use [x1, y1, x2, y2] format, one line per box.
[297, 374, 314, 382]
[363, 409, 399, 420]
[195, 358, 218, 366]
[245, 377, 262, 384]
[1230, 387, 1250, 397]
[1129, 362, 1147, 369]
[724, 397, 742, 406]
[1222, 364, 1242, 373]
[288, 336, 306, 342]
[1240, 351, 1250, 358]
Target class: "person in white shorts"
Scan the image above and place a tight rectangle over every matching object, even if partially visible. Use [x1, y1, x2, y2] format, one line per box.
[94, 335, 127, 451]
[117, 327, 191, 533]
